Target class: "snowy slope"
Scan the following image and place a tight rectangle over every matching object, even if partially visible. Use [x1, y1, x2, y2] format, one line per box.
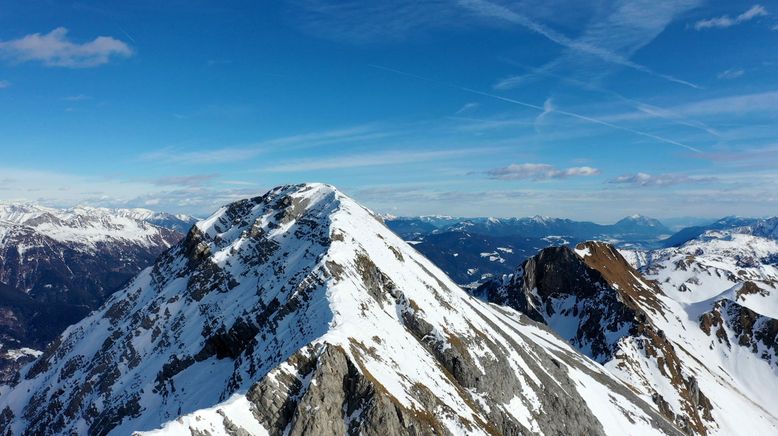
[623, 230, 778, 315]
[479, 241, 778, 435]
[0, 203, 185, 386]
[0, 184, 679, 436]
[0, 203, 185, 249]
[616, 229, 778, 434]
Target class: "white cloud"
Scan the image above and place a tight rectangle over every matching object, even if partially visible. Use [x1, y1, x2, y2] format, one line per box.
[608, 172, 716, 187]
[142, 125, 386, 165]
[694, 5, 768, 30]
[486, 163, 600, 180]
[717, 68, 745, 79]
[462, 0, 700, 89]
[269, 147, 499, 172]
[142, 146, 265, 165]
[63, 94, 91, 101]
[151, 174, 220, 187]
[454, 102, 480, 114]
[534, 97, 554, 128]
[0, 80, 10, 88]
[493, 75, 525, 90]
[374, 64, 701, 152]
[0, 27, 133, 68]
[604, 90, 778, 121]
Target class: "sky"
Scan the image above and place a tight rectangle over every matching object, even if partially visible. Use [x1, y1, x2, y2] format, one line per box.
[1, 0, 778, 222]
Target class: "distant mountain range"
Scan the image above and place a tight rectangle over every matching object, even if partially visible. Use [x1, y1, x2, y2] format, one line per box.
[386, 214, 673, 244]
[385, 214, 673, 286]
[386, 215, 778, 287]
[660, 216, 778, 247]
[0, 203, 193, 382]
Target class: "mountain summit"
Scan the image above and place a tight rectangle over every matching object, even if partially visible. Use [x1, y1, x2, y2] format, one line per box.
[0, 183, 678, 435]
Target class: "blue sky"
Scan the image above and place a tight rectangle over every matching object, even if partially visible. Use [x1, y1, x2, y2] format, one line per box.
[1, 0, 777, 222]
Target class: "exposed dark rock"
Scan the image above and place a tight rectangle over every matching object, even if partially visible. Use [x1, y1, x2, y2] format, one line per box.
[475, 242, 712, 434]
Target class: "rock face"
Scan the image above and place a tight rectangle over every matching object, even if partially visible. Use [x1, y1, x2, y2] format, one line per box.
[700, 298, 778, 367]
[0, 204, 184, 383]
[0, 184, 680, 436]
[477, 241, 778, 435]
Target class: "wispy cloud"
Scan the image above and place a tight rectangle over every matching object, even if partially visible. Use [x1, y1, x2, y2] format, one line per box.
[354, 185, 533, 205]
[694, 5, 768, 30]
[486, 163, 600, 181]
[461, 0, 700, 88]
[534, 97, 554, 129]
[717, 68, 745, 79]
[493, 59, 720, 138]
[151, 174, 219, 187]
[0, 80, 10, 89]
[268, 147, 498, 172]
[454, 102, 480, 114]
[371, 64, 702, 152]
[608, 172, 716, 187]
[141, 125, 384, 165]
[691, 143, 778, 168]
[289, 0, 466, 43]
[493, 75, 525, 91]
[142, 147, 265, 165]
[63, 94, 91, 101]
[0, 28, 133, 68]
[603, 90, 778, 121]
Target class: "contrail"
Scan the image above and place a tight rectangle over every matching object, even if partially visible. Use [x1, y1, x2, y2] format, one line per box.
[369, 64, 702, 153]
[498, 59, 720, 138]
[118, 27, 136, 44]
[458, 0, 701, 90]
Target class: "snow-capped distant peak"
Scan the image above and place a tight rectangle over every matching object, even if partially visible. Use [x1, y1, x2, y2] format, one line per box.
[0, 202, 185, 249]
[530, 214, 552, 223]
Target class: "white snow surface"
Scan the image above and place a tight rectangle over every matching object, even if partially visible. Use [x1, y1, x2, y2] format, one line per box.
[0, 184, 676, 435]
[614, 229, 778, 434]
[0, 202, 178, 250]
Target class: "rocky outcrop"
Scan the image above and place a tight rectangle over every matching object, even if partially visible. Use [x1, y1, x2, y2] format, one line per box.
[476, 242, 660, 363]
[475, 242, 716, 434]
[700, 299, 778, 367]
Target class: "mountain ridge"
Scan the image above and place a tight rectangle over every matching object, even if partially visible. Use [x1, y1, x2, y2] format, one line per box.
[0, 183, 680, 436]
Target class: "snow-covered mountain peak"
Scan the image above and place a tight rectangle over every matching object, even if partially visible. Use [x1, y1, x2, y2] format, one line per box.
[0, 183, 680, 436]
[0, 202, 187, 249]
[615, 214, 665, 229]
[529, 214, 553, 224]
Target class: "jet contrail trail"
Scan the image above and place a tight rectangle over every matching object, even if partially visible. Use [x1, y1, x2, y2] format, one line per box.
[457, 0, 701, 90]
[369, 64, 702, 153]
[498, 59, 720, 138]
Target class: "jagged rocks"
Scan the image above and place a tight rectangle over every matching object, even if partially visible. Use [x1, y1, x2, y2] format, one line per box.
[474, 242, 725, 434]
[700, 299, 778, 366]
[476, 243, 645, 363]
